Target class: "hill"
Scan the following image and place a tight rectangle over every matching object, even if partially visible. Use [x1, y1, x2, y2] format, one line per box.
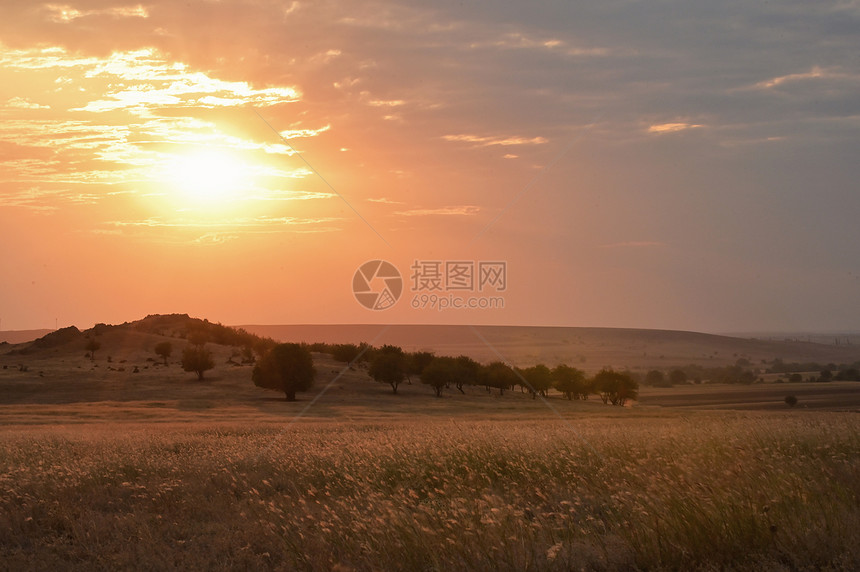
[0, 329, 53, 345]
[4, 314, 272, 359]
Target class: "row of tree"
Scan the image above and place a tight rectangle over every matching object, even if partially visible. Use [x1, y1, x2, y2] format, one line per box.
[247, 342, 639, 405]
[363, 345, 638, 404]
[640, 363, 860, 385]
[168, 337, 860, 402]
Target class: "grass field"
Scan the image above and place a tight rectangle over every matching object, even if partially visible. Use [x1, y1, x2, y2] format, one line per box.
[1, 414, 858, 571]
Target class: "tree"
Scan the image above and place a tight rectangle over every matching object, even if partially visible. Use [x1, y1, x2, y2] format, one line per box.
[407, 351, 436, 383]
[187, 330, 208, 347]
[836, 368, 860, 381]
[331, 343, 362, 364]
[154, 341, 172, 365]
[181, 344, 214, 380]
[669, 369, 688, 386]
[644, 370, 666, 387]
[420, 356, 478, 397]
[253, 338, 276, 361]
[369, 345, 407, 394]
[420, 357, 455, 397]
[521, 364, 553, 399]
[738, 369, 757, 385]
[252, 343, 316, 401]
[480, 361, 518, 395]
[454, 355, 481, 394]
[784, 395, 798, 407]
[240, 344, 255, 364]
[552, 364, 588, 400]
[819, 369, 833, 382]
[593, 369, 639, 406]
[85, 338, 101, 361]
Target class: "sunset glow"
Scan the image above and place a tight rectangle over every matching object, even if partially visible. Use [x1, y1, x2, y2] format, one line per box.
[162, 149, 255, 208]
[0, 1, 859, 333]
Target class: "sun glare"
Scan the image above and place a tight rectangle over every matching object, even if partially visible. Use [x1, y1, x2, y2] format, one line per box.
[164, 149, 252, 207]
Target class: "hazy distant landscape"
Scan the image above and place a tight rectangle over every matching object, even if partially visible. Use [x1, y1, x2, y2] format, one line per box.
[3, 315, 860, 416]
[242, 323, 860, 372]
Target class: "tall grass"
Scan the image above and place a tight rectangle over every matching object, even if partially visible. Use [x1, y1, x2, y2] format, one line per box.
[1, 413, 858, 570]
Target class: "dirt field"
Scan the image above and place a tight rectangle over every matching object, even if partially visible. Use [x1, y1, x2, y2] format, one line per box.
[638, 381, 860, 411]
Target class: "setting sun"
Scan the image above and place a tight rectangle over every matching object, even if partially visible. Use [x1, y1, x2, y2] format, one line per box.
[164, 149, 253, 208]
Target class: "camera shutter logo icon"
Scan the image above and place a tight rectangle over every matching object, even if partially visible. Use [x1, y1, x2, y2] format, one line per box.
[352, 260, 403, 310]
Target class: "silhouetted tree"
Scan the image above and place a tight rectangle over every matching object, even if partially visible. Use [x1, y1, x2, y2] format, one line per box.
[253, 338, 276, 361]
[819, 369, 833, 382]
[418, 355, 478, 397]
[481, 361, 518, 395]
[836, 368, 860, 381]
[369, 345, 407, 394]
[407, 351, 436, 383]
[252, 343, 316, 401]
[669, 369, 688, 386]
[187, 330, 208, 347]
[454, 355, 481, 393]
[181, 344, 214, 380]
[420, 357, 455, 397]
[552, 364, 588, 400]
[154, 341, 172, 365]
[644, 370, 666, 387]
[593, 369, 639, 406]
[85, 339, 101, 361]
[331, 343, 363, 364]
[521, 364, 553, 398]
[784, 395, 798, 407]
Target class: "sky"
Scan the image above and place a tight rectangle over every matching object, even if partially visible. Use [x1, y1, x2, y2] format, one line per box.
[1, 0, 859, 333]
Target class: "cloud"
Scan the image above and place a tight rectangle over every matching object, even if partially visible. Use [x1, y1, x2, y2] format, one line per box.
[648, 122, 704, 134]
[395, 206, 480, 216]
[468, 31, 610, 58]
[74, 49, 301, 113]
[442, 134, 548, 147]
[100, 215, 345, 243]
[43, 4, 149, 23]
[0, 186, 103, 209]
[0, 46, 300, 114]
[278, 125, 331, 139]
[599, 241, 666, 249]
[4, 97, 50, 109]
[367, 98, 406, 107]
[367, 197, 404, 204]
[755, 66, 832, 89]
[106, 215, 341, 229]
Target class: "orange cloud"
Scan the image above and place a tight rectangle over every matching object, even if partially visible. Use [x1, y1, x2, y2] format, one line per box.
[647, 123, 703, 134]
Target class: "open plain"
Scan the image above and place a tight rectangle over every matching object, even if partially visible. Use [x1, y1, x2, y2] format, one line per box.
[1, 319, 858, 570]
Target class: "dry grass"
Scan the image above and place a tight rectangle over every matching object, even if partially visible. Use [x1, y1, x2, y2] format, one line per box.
[2, 335, 859, 569]
[1, 413, 858, 571]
